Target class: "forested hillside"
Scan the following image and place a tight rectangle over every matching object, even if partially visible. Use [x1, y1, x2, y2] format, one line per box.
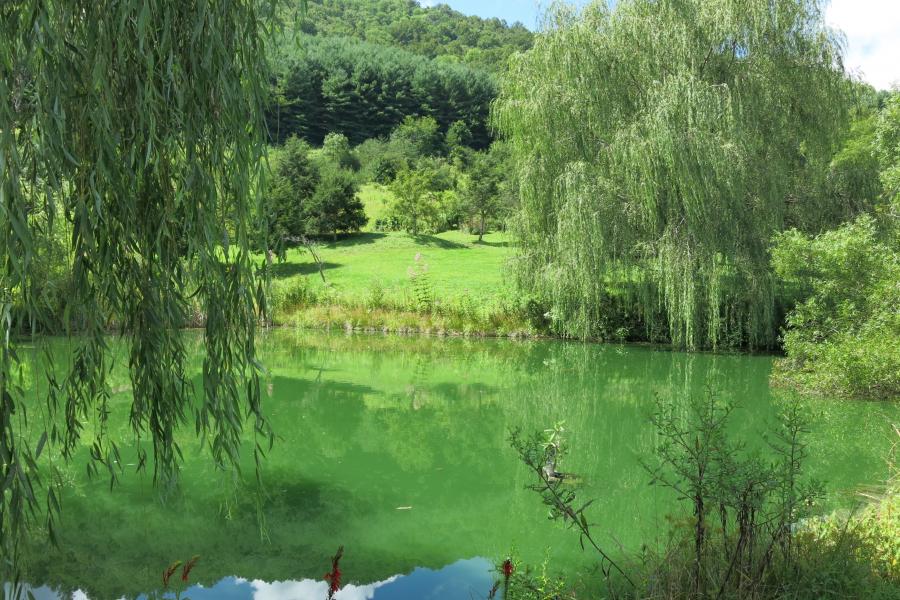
[270, 36, 495, 146]
[267, 0, 531, 146]
[295, 0, 533, 73]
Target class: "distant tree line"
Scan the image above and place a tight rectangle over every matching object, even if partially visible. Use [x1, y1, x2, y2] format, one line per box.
[269, 36, 497, 148]
[263, 116, 515, 245]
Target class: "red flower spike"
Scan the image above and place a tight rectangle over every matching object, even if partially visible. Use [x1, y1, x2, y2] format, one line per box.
[182, 555, 200, 582]
[502, 559, 514, 579]
[162, 561, 182, 588]
[325, 546, 344, 600]
[324, 566, 342, 595]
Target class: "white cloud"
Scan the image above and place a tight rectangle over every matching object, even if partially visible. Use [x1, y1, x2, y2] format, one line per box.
[247, 575, 399, 600]
[826, 0, 900, 90]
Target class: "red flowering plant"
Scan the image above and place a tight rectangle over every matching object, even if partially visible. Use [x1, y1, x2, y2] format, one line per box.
[182, 556, 200, 583]
[487, 557, 516, 599]
[159, 555, 201, 600]
[324, 546, 345, 599]
[162, 561, 182, 589]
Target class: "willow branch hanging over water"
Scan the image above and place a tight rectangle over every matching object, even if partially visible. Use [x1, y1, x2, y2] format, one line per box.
[0, 0, 301, 571]
[494, 0, 850, 350]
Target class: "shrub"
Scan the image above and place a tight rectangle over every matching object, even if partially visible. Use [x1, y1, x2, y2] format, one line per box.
[506, 395, 900, 599]
[305, 166, 368, 240]
[772, 216, 900, 399]
[267, 277, 316, 320]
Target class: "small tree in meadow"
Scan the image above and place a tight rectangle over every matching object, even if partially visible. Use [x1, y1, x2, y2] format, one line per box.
[389, 160, 455, 235]
[460, 151, 503, 241]
[263, 136, 320, 251]
[306, 166, 367, 240]
[321, 132, 359, 171]
[389, 168, 436, 236]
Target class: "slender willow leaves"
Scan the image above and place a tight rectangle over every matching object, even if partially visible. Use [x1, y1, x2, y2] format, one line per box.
[495, 0, 850, 350]
[0, 0, 302, 573]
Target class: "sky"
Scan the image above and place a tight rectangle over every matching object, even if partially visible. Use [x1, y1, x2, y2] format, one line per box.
[825, 0, 900, 90]
[421, 0, 899, 90]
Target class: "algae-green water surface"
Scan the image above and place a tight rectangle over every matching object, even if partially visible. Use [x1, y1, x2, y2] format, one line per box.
[17, 331, 900, 599]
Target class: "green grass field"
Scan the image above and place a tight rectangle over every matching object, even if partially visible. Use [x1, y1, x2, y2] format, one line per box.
[268, 184, 516, 308]
[359, 183, 393, 229]
[272, 229, 514, 302]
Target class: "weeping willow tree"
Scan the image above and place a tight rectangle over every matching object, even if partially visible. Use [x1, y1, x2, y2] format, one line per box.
[495, 0, 850, 350]
[0, 0, 303, 575]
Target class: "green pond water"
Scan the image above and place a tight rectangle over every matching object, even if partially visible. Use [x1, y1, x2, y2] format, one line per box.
[15, 330, 900, 600]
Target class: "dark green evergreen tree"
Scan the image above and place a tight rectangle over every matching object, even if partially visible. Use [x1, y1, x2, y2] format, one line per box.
[264, 137, 320, 250]
[306, 167, 367, 240]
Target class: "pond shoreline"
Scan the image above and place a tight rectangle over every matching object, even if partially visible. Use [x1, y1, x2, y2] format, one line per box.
[267, 305, 786, 358]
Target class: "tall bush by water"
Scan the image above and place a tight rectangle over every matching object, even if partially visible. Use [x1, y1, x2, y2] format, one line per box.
[772, 92, 900, 400]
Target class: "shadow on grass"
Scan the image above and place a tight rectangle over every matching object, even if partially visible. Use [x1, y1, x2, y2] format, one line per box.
[472, 239, 510, 248]
[410, 234, 468, 249]
[326, 232, 388, 248]
[270, 261, 342, 278]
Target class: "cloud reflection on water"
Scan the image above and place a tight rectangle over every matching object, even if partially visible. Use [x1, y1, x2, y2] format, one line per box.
[19, 557, 492, 600]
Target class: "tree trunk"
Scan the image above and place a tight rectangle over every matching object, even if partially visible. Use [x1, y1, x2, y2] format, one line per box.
[303, 237, 328, 285]
[479, 211, 485, 242]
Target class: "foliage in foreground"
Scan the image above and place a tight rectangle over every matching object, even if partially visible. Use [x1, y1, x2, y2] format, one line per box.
[1, 0, 289, 579]
[506, 397, 900, 599]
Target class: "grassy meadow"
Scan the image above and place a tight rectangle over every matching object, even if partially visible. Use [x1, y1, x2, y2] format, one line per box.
[263, 184, 532, 335]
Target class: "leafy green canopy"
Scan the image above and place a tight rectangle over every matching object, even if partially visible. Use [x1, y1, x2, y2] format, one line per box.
[0, 0, 292, 566]
[495, 0, 849, 350]
[460, 150, 505, 241]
